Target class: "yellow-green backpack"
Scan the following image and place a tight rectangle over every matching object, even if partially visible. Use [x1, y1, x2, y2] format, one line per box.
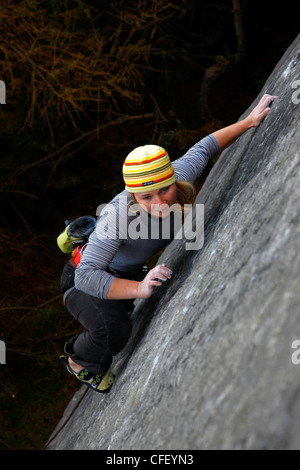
[57, 215, 96, 255]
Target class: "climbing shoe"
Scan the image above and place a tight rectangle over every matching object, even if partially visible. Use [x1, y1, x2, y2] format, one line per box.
[60, 355, 115, 393]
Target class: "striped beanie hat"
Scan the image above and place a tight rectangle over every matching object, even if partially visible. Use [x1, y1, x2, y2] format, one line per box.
[122, 144, 176, 193]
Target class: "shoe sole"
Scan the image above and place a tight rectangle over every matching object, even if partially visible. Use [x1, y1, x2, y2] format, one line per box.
[60, 355, 115, 394]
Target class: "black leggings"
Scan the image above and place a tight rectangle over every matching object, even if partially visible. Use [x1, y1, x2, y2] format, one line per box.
[61, 261, 134, 375]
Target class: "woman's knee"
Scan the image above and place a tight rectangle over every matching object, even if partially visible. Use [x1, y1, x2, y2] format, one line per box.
[66, 291, 132, 356]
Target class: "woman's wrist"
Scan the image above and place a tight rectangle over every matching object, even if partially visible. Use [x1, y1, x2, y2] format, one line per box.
[242, 116, 255, 130]
[106, 277, 141, 300]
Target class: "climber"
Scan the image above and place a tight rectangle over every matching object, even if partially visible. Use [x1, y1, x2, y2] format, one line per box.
[60, 93, 276, 393]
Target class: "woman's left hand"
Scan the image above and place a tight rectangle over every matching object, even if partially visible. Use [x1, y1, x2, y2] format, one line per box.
[247, 93, 277, 127]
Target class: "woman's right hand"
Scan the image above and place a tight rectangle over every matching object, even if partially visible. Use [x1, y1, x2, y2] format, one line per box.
[137, 264, 173, 298]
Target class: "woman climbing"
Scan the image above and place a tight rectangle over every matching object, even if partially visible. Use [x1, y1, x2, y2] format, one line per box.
[60, 93, 276, 393]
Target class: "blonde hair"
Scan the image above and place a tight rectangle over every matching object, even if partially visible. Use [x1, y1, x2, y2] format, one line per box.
[175, 180, 196, 209]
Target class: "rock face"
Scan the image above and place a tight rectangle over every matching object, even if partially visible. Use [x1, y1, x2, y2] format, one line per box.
[47, 34, 300, 450]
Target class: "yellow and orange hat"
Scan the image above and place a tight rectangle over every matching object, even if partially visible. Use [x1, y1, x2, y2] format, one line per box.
[122, 145, 176, 193]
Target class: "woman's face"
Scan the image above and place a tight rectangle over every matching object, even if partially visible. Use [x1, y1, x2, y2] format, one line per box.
[133, 183, 177, 218]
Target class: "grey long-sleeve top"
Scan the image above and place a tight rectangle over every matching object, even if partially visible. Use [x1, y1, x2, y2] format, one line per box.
[74, 134, 220, 298]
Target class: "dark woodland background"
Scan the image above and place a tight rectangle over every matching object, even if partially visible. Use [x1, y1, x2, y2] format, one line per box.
[0, 0, 299, 450]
